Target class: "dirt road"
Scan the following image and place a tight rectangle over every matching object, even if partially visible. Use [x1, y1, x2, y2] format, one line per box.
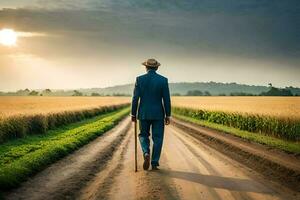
[5, 117, 299, 200]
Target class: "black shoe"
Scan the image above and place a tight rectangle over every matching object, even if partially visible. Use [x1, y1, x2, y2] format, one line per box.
[152, 166, 159, 170]
[143, 153, 150, 170]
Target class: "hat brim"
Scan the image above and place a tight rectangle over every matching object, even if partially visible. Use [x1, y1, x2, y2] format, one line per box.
[142, 61, 161, 67]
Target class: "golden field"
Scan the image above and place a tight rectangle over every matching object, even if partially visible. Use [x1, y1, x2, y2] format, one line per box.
[172, 96, 300, 119]
[1, 96, 299, 120]
[0, 96, 130, 119]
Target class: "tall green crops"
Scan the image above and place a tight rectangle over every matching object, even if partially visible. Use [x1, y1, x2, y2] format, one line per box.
[173, 107, 300, 141]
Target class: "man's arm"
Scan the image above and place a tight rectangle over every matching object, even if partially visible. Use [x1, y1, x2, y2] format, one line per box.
[131, 78, 140, 122]
[162, 78, 171, 125]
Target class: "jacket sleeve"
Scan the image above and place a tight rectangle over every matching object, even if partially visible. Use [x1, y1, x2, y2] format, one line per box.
[131, 77, 140, 117]
[162, 78, 171, 117]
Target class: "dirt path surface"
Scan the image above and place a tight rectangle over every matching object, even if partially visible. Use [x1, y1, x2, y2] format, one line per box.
[5, 118, 300, 200]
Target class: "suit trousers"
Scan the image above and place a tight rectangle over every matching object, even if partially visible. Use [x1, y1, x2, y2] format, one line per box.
[138, 119, 165, 167]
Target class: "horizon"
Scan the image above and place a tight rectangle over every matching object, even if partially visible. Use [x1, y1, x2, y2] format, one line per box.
[0, 80, 297, 93]
[1, 1, 300, 90]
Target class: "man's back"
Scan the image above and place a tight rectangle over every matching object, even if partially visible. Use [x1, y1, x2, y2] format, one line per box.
[131, 69, 171, 120]
[131, 58, 171, 170]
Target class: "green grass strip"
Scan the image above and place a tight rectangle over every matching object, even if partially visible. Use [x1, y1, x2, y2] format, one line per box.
[0, 107, 130, 190]
[174, 113, 300, 154]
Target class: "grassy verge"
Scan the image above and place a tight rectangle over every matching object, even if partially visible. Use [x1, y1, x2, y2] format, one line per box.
[174, 113, 300, 154]
[0, 107, 130, 190]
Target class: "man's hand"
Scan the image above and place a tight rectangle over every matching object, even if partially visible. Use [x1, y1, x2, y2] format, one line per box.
[131, 115, 137, 123]
[165, 117, 171, 125]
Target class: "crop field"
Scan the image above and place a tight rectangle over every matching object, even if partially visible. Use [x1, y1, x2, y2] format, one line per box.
[0, 96, 130, 119]
[0, 97, 130, 144]
[172, 97, 300, 142]
[172, 96, 300, 119]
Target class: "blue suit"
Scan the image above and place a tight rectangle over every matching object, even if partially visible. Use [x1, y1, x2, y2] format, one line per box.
[131, 69, 171, 167]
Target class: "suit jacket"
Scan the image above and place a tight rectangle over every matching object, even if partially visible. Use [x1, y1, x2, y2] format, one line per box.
[131, 69, 171, 120]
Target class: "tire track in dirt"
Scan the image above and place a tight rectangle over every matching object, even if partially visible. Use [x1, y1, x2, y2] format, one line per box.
[78, 122, 132, 200]
[169, 127, 255, 200]
[165, 125, 299, 200]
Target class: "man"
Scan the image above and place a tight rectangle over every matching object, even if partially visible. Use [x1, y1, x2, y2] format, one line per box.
[131, 58, 171, 170]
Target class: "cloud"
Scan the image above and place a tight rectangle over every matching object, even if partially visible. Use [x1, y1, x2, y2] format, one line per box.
[0, 0, 299, 90]
[0, 1, 299, 61]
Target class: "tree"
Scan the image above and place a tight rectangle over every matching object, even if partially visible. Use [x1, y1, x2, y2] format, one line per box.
[42, 89, 52, 96]
[44, 89, 52, 93]
[260, 87, 293, 96]
[72, 90, 83, 96]
[29, 90, 39, 96]
[91, 92, 101, 96]
[230, 92, 254, 96]
[16, 89, 30, 96]
[112, 93, 130, 96]
[186, 90, 203, 96]
[204, 91, 211, 96]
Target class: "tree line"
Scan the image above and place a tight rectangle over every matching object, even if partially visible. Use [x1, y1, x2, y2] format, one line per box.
[172, 86, 297, 96]
[0, 84, 298, 97]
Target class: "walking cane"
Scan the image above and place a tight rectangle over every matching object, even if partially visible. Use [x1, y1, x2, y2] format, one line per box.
[134, 121, 138, 172]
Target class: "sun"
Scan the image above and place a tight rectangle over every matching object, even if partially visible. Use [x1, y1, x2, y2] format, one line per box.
[0, 28, 17, 46]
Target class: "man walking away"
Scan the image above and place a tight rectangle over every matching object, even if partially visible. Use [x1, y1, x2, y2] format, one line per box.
[131, 58, 171, 170]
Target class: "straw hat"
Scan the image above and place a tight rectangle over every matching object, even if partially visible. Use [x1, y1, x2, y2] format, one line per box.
[142, 58, 161, 67]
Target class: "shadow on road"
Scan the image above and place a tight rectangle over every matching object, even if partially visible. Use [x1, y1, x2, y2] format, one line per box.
[156, 169, 273, 194]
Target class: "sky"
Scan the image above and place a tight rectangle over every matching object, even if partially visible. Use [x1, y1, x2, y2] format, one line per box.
[0, 0, 299, 91]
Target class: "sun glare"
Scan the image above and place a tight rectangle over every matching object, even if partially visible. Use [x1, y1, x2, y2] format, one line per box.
[0, 28, 17, 46]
